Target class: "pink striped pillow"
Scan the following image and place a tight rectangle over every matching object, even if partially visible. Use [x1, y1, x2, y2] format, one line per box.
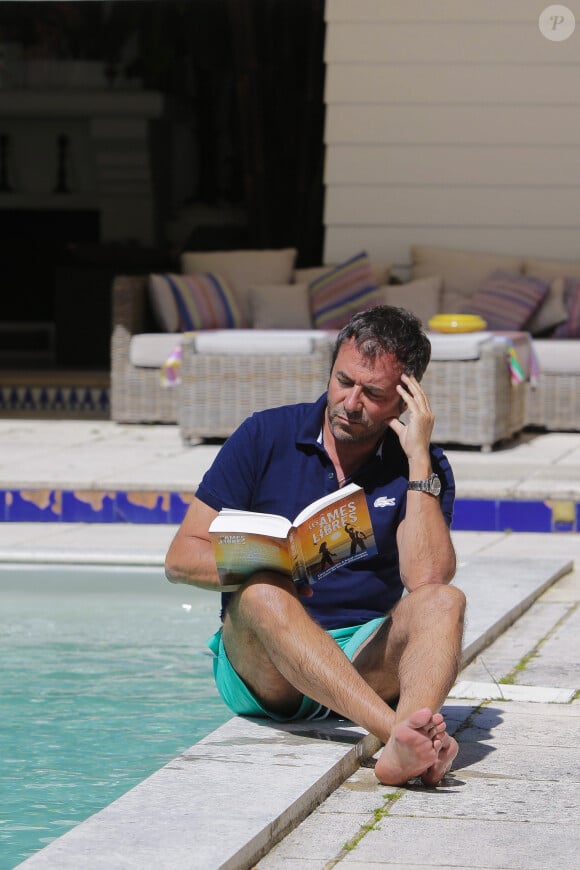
[553, 277, 580, 338]
[460, 271, 549, 331]
[149, 273, 244, 331]
[308, 251, 383, 329]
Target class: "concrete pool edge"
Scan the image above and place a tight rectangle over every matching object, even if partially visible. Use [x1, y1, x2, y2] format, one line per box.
[15, 717, 383, 870]
[12, 554, 572, 869]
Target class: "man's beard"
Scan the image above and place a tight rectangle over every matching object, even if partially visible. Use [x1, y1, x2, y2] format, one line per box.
[326, 405, 385, 444]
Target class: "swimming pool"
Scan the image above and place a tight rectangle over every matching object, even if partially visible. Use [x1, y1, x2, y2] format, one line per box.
[0, 564, 230, 869]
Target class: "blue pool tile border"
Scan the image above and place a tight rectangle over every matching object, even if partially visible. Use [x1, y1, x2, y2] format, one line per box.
[453, 498, 577, 533]
[0, 490, 578, 532]
[451, 499, 498, 532]
[0, 489, 196, 524]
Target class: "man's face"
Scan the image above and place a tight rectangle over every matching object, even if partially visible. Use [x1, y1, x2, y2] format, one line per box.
[326, 338, 405, 445]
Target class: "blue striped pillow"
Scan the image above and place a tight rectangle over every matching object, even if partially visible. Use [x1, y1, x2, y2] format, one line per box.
[308, 251, 383, 329]
[460, 271, 549, 331]
[553, 277, 580, 338]
[150, 273, 244, 331]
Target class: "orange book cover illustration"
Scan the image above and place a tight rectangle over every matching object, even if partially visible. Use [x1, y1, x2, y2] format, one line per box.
[209, 483, 377, 587]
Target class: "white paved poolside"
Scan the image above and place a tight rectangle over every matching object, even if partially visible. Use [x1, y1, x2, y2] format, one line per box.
[2, 420, 579, 869]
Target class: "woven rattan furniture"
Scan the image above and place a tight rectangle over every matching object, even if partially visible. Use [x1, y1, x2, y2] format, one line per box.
[422, 333, 528, 451]
[526, 340, 580, 431]
[178, 330, 335, 442]
[110, 265, 577, 441]
[111, 275, 180, 424]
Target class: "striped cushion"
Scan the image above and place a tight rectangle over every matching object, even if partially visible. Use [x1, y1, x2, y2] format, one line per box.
[553, 277, 580, 338]
[308, 251, 383, 329]
[149, 273, 244, 331]
[460, 271, 549, 331]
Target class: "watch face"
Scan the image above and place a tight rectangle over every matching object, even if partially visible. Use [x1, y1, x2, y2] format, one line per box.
[430, 475, 441, 496]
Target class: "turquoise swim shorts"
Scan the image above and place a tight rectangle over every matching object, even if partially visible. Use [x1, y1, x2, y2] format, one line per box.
[207, 616, 385, 721]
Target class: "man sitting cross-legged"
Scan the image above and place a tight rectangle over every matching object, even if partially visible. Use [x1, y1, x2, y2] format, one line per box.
[165, 305, 465, 786]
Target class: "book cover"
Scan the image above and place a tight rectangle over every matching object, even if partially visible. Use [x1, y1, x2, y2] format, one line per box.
[209, 529, 296, 587]
[209, 483, 377, 587]
[294, 485, 377, 584]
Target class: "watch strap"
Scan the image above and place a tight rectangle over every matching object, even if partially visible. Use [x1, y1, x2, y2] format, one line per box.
[407, 473, 441, 496]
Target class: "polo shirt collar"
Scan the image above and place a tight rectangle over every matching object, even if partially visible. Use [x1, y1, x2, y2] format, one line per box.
[296, 393, 329, 448]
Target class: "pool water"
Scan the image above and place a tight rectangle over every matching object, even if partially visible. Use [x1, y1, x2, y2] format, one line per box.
[0, 565, 230, 869]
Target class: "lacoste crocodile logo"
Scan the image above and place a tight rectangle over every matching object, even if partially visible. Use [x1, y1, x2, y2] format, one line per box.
[374, 496, 396, 507]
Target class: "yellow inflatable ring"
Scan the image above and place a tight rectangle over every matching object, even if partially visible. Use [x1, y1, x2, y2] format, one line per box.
[428, 314, 487, 333]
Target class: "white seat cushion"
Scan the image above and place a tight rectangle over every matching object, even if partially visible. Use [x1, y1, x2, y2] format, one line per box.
[129, 333, 182, 368]
[191, 329, 332, 355]
[427, 331, 494, 360]
[533, 339, 580, 374]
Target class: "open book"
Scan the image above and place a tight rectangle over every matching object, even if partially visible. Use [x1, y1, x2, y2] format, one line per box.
[209, 482, 377, 587]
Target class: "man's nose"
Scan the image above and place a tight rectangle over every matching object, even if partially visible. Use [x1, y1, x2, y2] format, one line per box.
[344, 386, 363, 411]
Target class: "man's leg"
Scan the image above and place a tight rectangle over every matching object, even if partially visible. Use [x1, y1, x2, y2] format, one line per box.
[222, 573, 465, 784]
[351, 583, 466, 785]
[222, 572, 399, 736]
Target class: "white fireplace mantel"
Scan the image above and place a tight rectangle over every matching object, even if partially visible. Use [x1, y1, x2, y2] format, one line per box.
[0, 89, 164, 244]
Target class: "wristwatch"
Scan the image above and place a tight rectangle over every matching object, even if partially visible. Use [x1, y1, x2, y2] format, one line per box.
[408, 473, 441, 497]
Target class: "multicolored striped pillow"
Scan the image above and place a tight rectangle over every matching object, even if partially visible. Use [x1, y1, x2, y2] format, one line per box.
[149, 273, 244, 332]
[553, 277, 580, 338]
[308, 251, 383, 330]
[460, 271, 550, 331]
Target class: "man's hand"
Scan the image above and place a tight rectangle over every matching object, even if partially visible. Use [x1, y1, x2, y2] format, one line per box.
[388, 373, 435, 462]
[390, 373, 457, 590]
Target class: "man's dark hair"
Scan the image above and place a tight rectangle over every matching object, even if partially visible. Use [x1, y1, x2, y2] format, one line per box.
[331, 306, 431, 381]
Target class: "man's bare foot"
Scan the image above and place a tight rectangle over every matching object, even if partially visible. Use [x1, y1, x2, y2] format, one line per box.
[375, 707, 442, 786]
[418, 711, 446, 739]
[421, 729, 458, 787]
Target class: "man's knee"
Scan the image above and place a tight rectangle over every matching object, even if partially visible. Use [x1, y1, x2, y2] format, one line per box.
[427, 582, 465, 611]
[229, 572, 298, 629]
[400, 583, 466, 623]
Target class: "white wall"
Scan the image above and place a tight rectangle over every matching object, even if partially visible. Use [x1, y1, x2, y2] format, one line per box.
[323, 0, 580, 274]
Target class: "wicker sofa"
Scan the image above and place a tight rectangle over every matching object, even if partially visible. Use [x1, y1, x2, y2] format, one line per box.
[178, 330, 336, 442]
[409, 245, 580, 435]
[111, 248, 306, 424]
[111, 247, 397, 428]
[110, 244, 580, 445]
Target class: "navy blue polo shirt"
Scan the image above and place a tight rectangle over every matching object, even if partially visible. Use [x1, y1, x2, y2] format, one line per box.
[196, 393, 455, 630]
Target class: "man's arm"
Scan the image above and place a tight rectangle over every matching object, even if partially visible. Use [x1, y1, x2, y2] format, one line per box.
[165, 496, 309, 596]
[395, 483, 456, 590]
[165, 497, 221, 589]
[389, 373, 456, 591]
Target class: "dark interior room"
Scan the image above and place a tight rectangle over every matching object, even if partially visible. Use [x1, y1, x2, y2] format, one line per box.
[0, 0, 325, 373]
